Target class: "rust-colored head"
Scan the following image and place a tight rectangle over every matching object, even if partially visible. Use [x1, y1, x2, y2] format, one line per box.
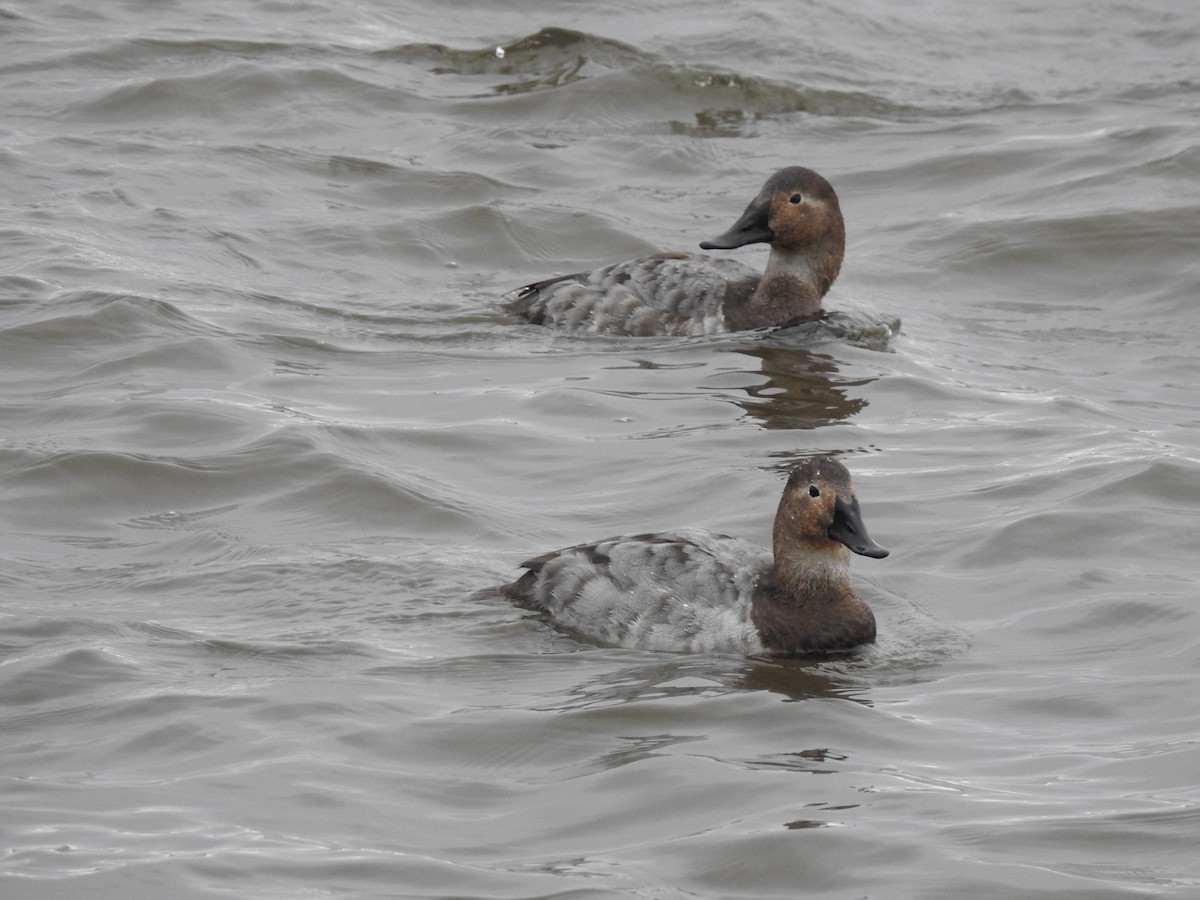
[775, 456, 888, 560]
[700, 166, 845, 259]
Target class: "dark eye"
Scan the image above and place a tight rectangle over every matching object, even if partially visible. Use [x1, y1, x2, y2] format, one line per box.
[808, 485, 820, 498]
[789, 193, 803, 204]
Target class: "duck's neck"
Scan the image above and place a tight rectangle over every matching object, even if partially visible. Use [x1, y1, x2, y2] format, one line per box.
[726, 244, 842, 330]
[751, 542, 875, 655]
[772, 539, 855, 605]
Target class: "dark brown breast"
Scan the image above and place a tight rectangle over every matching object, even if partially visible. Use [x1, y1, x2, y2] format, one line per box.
[749, 578, 876, 656]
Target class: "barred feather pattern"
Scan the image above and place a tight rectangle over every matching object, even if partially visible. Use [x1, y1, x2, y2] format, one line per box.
[503, 528, 771, 654]
[504, 253, 760, 336]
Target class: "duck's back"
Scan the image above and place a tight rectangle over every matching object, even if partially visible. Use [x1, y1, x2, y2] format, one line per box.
[502, 528, 771, 653]
[504, 253, 760, 336]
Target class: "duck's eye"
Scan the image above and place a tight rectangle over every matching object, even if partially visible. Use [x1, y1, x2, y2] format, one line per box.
[808, 485, 820, 498]
[789, 193, 803, 204]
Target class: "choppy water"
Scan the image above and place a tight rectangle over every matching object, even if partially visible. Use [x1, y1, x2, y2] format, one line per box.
[3, 1, 1200, 898]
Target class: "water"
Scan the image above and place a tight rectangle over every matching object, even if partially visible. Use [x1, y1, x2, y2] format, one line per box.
[2, 1, 1199, 897]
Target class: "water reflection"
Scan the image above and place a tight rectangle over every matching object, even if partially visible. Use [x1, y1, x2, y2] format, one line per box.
[536, 653, 873, 710]
[719, 343, 871, 430]
[735, 656, 876, 702]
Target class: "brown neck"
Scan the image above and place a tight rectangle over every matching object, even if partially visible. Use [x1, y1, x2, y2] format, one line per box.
[724, 244, 842, 330]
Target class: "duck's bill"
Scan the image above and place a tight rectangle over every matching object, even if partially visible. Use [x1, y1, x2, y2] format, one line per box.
[827, 495, 889, 559]
[699, 199, 774, 250]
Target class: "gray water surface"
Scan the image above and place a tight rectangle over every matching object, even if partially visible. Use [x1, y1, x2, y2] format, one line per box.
[3, 1, 1200, 898]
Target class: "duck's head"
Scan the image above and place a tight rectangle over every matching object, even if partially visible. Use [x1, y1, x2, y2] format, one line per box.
[699, 166, 845, 258]
[776, 456, 888, 560]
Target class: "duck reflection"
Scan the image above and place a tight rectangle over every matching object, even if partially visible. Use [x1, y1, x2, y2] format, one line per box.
[723, 342, 872, 430]
[735, 654, 876, 701]
[539, 652, 873, 710]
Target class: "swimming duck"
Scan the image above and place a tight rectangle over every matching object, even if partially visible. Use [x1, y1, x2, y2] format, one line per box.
[497, 457, 888, 655]
[503, 166, 845, 336]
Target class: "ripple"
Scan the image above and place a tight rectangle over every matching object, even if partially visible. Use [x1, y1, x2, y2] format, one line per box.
[3, 2, 1200, 898]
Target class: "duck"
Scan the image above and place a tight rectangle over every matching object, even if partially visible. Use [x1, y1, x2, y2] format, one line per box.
[496, 457, 888, 656]
[502, 166, 846, 336]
